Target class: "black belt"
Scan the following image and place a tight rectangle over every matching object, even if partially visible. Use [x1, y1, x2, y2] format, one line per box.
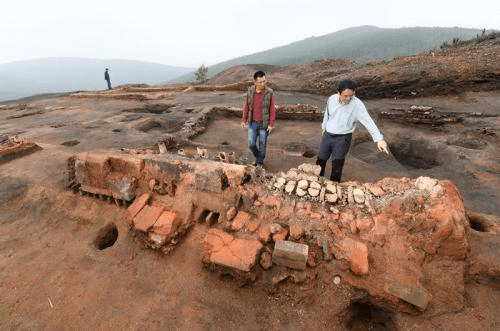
[327, 132, 351, 137]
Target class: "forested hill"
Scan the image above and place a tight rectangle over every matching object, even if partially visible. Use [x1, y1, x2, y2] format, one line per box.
[173, 26, 492, 82]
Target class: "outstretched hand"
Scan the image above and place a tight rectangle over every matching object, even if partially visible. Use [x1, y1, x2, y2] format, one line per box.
[377, 140, 390, 154]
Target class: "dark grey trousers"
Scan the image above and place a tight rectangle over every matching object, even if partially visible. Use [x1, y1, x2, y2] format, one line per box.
[316, 132, 352, 182]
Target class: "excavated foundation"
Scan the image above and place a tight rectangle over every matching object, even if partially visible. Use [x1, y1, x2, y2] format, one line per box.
[68, 150, 471, 317]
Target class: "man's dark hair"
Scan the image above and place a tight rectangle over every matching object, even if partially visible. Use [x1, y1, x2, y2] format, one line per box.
[338, 80, 356, 93]
[254, 71, 266, 80]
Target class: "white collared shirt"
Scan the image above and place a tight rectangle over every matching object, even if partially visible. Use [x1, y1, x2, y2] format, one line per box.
[321, 94, 383, 142]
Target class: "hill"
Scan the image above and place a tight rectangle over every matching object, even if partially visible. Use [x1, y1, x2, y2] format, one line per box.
[0, 58, 194, 102]
[173, 26, 493, 83]
[204, 31, 500, 99]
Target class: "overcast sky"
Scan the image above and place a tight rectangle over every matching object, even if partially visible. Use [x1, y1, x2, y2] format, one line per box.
[1, 0, 499, 67]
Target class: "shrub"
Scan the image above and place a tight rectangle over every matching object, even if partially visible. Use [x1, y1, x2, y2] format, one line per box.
[195, 65, 208, 83]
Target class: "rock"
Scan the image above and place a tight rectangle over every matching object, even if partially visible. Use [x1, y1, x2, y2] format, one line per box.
[273, 227, 289, 241]
[336, 185, 343, 201]
[296, 188, 307, 197]
[270, 223, 282, 234]
[325, 193, 338, 203]
[259, 251, 273, 270]
[310, 181, 321, 190]
[325, 183, 336, 194]
[158, 143, 167, 154]
[353, 188, 365, 204]
[322, 239, 333, 261]
[384, 278, 429, 310]
[347, 186, 354, 204]
[285, 181, 296, 194]
[367, 184, 385, 197]
[258, 225, 272, 243]
[272, 240, 309, 270]
[286, 169, 299, 180]
[297, 180, 309, 190]
[274, 177, 286, 190]
[308, 187, 320, 197]
[298, 163, 321, 176]
[226, 207, 237, 221]
[319, 187, 326, 202]
[415, 176, 443, 197]
[289, 225, 305, 240]
[305, 175, 319, 183]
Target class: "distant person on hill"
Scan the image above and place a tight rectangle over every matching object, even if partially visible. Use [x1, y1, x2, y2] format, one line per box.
[316, 79, 389, 182]
[241, 70, 276, 167]
[104, 68, 112, 89]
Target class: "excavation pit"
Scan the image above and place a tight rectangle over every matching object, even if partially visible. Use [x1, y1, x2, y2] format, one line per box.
[389, 138, 441, 170]
[94, 223, 119, 250]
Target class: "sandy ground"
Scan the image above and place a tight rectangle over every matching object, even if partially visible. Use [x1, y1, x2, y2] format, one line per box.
[0, 89, 499, 330]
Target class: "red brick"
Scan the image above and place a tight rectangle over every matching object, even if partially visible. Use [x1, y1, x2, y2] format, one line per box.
[202, 228, 263, 272]
[152, 210, 179, 237]
[273, 228, 289, 242]
[289, 225, 305, 240]
[328, 223, 343, 238]
[247, 221, 260, 233]
[133, 205, 165, 232]
[127, 193, 151, 224]
[367, 185, 385, 197]
[334, 237, 369, 275]
[259, 225, 272, 243]
[231, 211, 252, 231]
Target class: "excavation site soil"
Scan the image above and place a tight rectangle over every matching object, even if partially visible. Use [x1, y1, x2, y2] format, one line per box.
[0, 35, 499, 330]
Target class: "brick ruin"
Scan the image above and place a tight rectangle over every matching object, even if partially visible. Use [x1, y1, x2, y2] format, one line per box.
[0, 134, 41, 164]
[68, 150, 470, 316]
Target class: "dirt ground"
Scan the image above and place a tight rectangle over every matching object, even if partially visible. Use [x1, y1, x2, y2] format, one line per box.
[0, 84, 499, 330]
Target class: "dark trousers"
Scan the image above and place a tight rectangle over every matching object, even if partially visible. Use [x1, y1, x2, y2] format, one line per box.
[316, 132, 352, 182]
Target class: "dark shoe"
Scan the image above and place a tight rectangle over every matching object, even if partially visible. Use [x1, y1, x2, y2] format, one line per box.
[330, 159, 345, 182]
[316, 158, 327, 177]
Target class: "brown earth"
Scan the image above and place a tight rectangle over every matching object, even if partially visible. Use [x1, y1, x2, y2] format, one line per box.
[0, 33, 499, 330]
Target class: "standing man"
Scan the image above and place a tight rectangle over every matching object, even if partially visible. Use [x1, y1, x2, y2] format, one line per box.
[104, 68, 112, 90]
[316, 79, 389, 182]
[241, 71, 276, 167]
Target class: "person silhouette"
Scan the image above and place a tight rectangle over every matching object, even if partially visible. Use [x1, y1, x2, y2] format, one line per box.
[104, 68, 112, 89]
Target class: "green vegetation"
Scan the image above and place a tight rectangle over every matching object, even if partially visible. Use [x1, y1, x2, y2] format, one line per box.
[195, 65, 208, 82]
[440, 30, 500, 49]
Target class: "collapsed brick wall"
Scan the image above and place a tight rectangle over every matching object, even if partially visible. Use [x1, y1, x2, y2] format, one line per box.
[69, 152, 470, 316]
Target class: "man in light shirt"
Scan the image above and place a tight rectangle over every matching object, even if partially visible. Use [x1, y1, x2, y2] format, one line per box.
[316, 79, 389, 182]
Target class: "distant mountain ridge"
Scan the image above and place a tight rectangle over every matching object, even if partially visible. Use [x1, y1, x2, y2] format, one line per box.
[0, 58, 194, 102]
[172, 26, 494, 83]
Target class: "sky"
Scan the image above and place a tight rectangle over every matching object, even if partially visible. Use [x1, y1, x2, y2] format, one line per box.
[1, 0, 499, 68]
